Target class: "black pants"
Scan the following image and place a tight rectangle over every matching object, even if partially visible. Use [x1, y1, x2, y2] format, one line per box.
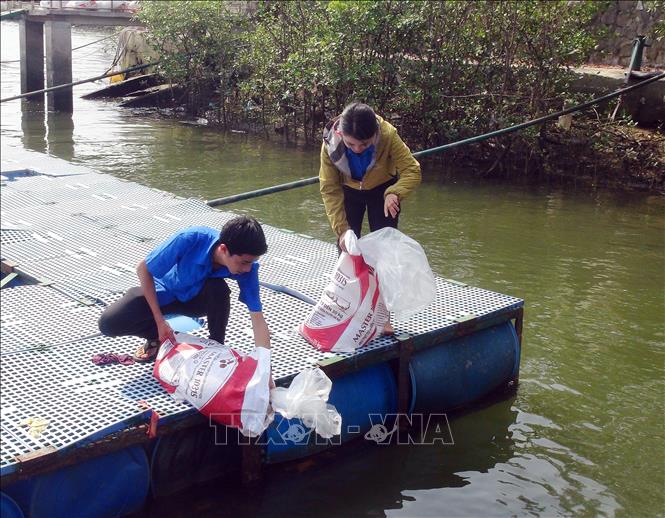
[98, 278, 231, 343]
[343, 177, 399, 239]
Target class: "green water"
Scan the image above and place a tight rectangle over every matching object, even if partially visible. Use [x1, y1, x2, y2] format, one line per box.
[2, 22, 664, 517]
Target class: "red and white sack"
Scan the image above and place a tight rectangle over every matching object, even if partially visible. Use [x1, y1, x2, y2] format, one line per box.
[299, 231, 389, 352]
[154, 333, 272, 437]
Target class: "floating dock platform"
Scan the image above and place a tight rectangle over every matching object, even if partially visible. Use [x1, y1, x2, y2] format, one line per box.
[0, 150, 523, 517]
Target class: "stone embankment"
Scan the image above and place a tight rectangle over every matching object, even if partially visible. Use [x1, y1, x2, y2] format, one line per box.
[589, 0, 664, 67]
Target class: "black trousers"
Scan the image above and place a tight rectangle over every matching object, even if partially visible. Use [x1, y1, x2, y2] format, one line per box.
[343, 177, 399, 239]
[98, 278, 231, 343]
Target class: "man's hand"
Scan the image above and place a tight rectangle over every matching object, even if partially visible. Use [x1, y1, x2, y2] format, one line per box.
[384, 193, 400, 218]
[137, 259, 173, 344]
[251, 311, 270, 349]
[157, 319, 176, 345]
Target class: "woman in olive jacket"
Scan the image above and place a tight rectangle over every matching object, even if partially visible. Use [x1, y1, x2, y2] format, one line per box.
[319, 103, 421, 251]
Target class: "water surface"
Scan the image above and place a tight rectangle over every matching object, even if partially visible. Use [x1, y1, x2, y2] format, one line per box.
[1, 21, 663, 518]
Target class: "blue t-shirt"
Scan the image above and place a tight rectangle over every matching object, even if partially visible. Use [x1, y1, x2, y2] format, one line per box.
[345, 144, 375, 181]
[145, 226, 262, 312]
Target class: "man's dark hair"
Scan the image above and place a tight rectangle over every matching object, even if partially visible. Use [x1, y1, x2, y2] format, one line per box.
[340, 102, 379, 140]
[219, 215, 268, 256]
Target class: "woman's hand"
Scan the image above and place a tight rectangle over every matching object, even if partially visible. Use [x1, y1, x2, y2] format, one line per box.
[338, 233, 348, 253]
[384, 193, 400, 218]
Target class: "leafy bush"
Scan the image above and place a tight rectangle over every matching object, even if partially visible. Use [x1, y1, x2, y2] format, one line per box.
[138, 0, 247, 116]
[141, 0, 646, 179]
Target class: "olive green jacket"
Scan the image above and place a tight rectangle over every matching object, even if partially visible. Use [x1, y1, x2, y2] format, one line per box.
[319, 115, 421, 237]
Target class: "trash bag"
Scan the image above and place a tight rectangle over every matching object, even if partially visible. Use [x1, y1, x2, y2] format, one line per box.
[356, 227, 436, 320]
[270, 368, 341, 439]
[154, 333, 272, 437]
[299, 230, 390, 352]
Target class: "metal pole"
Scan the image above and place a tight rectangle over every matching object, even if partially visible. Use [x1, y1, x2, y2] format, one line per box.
[206, 176, 320, 207]
[259, 281, 316, 305]
[628, 36, 647, 72]
[0, 62, 158, 103]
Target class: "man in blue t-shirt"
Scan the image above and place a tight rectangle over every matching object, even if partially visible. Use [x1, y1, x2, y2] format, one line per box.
[98, 215, 268, 361]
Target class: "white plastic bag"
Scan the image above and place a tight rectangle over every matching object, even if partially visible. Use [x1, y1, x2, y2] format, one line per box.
[356, 227, 436, 320]
[270, 368, 341, 439]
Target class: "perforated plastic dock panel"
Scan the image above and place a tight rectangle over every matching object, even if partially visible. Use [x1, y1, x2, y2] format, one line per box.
[0, 164, 522, 476]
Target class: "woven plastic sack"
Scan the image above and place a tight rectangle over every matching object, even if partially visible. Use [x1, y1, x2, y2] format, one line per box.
[299, 231, 389, 352]
[356, 227, 436, 320]
[154, 332, 272, 437]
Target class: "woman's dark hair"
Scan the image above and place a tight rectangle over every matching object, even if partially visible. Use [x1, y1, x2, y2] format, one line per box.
[219, 215, 268, 256]
[340, 102, 378, 140]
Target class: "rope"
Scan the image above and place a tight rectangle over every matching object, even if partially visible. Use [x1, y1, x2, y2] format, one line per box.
[0, 33, 117, 64]
[207, 71, 664, 207]
[0, 61, 159, 102]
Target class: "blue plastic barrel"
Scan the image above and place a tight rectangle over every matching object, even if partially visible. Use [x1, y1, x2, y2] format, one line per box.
[0, 492, 24, 518]
[409, 321, 520, 414]
[165, 314, 203, 334]
[3, 446, 149, 518]
[264, 363, 398, 463]
[150, 425, 241, 497]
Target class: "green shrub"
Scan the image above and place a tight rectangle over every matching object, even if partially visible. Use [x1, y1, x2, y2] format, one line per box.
[139, 0, 609, 169]
[138, 0, 247, 116]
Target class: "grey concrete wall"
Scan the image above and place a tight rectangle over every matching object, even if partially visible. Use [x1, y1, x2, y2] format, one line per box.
[19, 18, 44, 94]
[589, 0, 664, 67]
[45, 20, 72, 112]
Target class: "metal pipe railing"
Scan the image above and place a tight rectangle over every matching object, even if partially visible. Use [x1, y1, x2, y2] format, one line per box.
[207, 177, 321, 207]
[0, 62, 159, 103]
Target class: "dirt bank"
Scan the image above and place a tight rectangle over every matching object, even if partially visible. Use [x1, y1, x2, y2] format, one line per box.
[541, 121, 665, 192]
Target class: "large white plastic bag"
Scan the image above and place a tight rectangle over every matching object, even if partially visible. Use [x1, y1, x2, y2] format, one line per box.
[357, 227, 436, 320]
[270, 368, 341, 439]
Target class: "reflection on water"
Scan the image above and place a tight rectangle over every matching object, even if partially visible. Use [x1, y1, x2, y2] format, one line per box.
[144, 399, 621, 517]
[20, 102, 75, 159]
[20, 101, 46, 154]
[2, 19, 664, 518]
[144, 400, 520, 517]
[45, 110, 74, 160]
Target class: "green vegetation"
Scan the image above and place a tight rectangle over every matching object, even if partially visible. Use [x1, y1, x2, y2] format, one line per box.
[138, 0, 664, 190]
[646, 0, 665, 39]
[136, 0, 246, 116]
